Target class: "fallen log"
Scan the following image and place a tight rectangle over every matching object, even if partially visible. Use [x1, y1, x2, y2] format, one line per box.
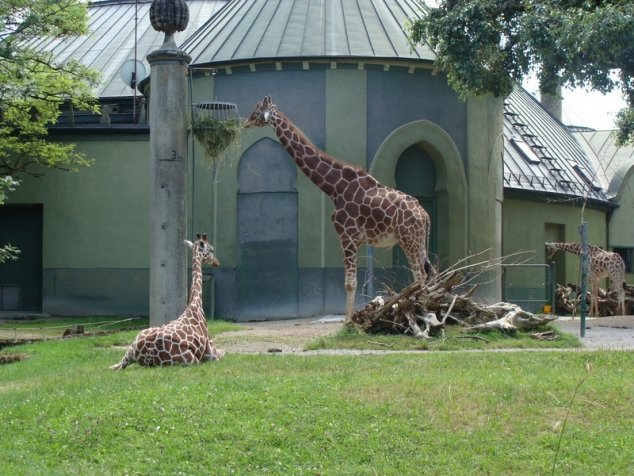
[466, 305, 557, 332]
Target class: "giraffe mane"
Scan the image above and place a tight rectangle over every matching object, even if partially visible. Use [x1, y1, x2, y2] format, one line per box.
[276, 109, 368, 174]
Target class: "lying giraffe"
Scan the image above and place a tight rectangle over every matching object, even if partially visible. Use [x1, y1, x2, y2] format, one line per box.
[244, 96, 433, 323]
[546, 241, 627, 317]
[110, 234, 224, 369]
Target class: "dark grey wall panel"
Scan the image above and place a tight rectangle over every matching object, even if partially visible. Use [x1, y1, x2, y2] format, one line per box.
[213, 70, 327, 149]
[237, 192, 298, 319]
[42, 268, 148, 316]
[298, 268, 325, 317]
[366, 71, 467, 170]
[238, 138, 297, 193]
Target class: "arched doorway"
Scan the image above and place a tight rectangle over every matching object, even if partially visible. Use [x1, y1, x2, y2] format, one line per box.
[237, 138, 298, 319]
[393, 144, 437, 287]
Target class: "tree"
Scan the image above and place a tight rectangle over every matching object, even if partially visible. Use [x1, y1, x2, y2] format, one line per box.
[1, 0, 100, 261]
[1, 0, 100, 179]
[0, 175, 19, 263]
[408, 1, 634, 145]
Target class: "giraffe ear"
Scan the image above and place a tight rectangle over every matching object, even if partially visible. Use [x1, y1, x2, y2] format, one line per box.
[184, 240, 194, 249]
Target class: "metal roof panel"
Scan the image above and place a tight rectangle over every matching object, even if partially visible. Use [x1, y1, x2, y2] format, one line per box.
[33, 0, 229, 97]
[182, 0, 434, 65]
[503, 87, 610, 203]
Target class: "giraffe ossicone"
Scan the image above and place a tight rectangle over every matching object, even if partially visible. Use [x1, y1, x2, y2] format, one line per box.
[109, 233, 224, 370]
[245, 96, 434, 324]
[546, 241, 627, 317]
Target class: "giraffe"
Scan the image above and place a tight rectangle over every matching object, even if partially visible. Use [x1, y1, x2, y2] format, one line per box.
[546, 241, 626, 317]
[244, 96, 433, 324]
[109, 234, 224, 369]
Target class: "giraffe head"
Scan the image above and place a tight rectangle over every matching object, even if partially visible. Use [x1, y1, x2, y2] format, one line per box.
[243, 96, 276, 128]
[185, 234, 220, 267]
[545, 242, 558, 261]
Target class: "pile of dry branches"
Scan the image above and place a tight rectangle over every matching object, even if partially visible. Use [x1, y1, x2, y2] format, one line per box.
[555, 283, 634, 317]
[350, 252, 557, 338]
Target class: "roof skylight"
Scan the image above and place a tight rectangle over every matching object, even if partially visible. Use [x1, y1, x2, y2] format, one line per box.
[511, 137, 541, 164]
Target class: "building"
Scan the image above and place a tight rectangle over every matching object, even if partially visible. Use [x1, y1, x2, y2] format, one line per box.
[2, 0, 633, 318]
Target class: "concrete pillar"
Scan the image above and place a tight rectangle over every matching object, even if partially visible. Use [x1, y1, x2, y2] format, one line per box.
[466, 95, 504, 304]
[147, 47, 191, 326]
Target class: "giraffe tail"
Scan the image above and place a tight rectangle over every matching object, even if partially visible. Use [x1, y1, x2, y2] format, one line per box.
[424, 260, 435, 282]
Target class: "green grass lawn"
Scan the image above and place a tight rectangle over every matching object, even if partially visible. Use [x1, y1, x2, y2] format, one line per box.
[1, 320, 633, 475]
[306, 324, 582, 351]
[0, 316, 150, 340]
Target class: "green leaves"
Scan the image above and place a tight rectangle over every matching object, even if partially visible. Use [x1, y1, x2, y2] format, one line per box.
[409, 1, 634, 139]
[1, 0, 100, 179]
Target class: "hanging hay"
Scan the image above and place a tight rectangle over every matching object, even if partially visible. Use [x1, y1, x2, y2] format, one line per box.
[191, 102, 242, 162]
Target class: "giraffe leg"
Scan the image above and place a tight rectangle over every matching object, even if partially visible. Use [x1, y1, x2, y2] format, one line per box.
[618, 291, 625, 316]
[170, 351, 200, 366]
[590, 279, 599, 317]
[109, 328, 155, 370]
[109, 347, 134, 370]
[340, 238, 359, 325]
[203, 339, 225, 361]
[109, 358, 130, 371]
[400, 240, 428, 284]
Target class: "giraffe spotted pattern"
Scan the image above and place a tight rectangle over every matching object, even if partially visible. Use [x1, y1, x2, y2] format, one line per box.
[546, 241, 627, 317]
[109, 234, 224, 369]
[244, 96, 433, 323]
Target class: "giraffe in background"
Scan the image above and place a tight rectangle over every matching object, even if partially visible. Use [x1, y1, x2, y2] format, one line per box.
[546, 241, 626, 316]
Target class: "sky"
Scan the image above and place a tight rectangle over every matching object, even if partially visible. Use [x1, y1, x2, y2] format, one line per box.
[522, 79, 627, 131]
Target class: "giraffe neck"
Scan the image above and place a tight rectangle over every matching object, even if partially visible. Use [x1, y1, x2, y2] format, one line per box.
[552, 242, 602, 256]
[271, 111, 368, 198]
[188, 250, 204, 316]
[557, 243, 582, 256]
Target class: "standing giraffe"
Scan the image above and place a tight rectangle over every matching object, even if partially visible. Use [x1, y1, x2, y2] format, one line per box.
[244, 96, 433, 323]
[110, 234, 224, 369]
[546, 242, 626, 317]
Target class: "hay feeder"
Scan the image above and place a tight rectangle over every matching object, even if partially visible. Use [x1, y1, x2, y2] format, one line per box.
[191, 101, 241, 160]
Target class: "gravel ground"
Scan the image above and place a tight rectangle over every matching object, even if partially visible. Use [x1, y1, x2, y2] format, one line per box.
[552, 315, 634, 351]
[214, 315, 634, 354]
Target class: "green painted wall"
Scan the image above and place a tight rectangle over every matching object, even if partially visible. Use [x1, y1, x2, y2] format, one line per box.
[503, 197, 608, 288]
[324, 69, 368, 269]
[609, 165, 634, 281]
[8, 138, 150, 268]
[6, 135, 151, 314]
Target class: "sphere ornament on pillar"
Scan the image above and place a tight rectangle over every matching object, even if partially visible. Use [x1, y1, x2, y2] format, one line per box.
[149, 0, 190, 50]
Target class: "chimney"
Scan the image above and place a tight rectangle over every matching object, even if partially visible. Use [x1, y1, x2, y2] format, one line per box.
[540, 85, 562, 121]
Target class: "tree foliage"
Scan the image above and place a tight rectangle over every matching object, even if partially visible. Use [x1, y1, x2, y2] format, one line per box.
[0, 176, 19, 262]
[0, 0, 101, 179]
[409, 1, 634, 145]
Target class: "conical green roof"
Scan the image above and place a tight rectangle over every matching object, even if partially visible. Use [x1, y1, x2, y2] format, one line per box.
[182, 0, 434, 66]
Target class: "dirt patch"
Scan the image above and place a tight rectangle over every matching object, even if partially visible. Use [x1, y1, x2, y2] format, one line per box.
[214, 317, 341, 354]
[0, 354, 28, 365]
